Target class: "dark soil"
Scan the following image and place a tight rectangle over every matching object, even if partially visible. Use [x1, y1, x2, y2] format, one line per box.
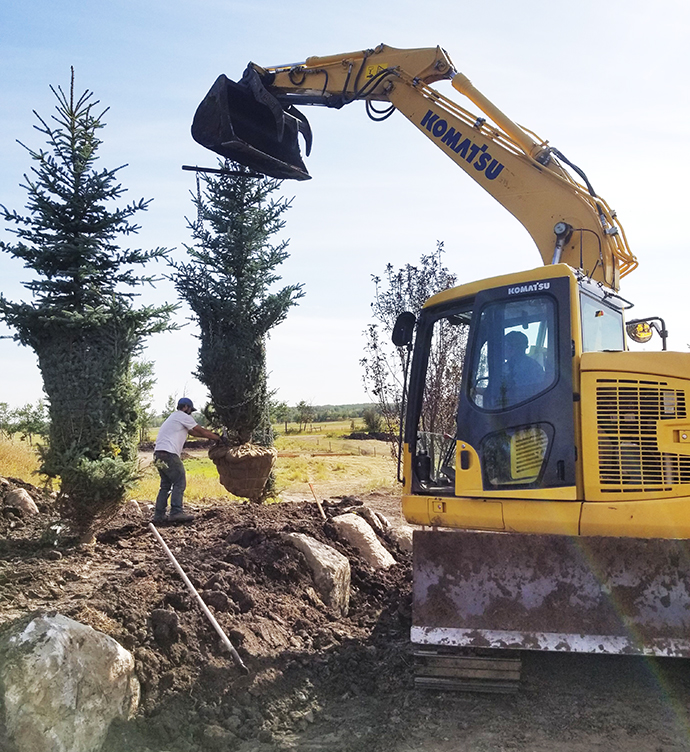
[2, 477, 690, 751]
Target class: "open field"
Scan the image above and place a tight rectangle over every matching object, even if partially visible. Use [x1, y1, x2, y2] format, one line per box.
[0, 421, 398, 504]
[0, 436, 42, 482]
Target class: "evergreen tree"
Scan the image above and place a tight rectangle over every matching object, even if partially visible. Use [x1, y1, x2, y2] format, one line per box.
[131, 360, 157, 444]
[171, 161, 304, 446]
[0, 70, 174, 538]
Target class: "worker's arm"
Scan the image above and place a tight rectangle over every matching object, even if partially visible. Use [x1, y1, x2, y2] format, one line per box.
[190, 424, 222, 442]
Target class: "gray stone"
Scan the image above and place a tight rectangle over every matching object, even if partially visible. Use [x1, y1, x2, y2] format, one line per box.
[331, 513, 396, 569]
[1, 613, 139, 752]
[282, 533, 351, 616]
[389, 525, 415, 554]
[5, 488, 39, 515]
[358, 506, 385, 534]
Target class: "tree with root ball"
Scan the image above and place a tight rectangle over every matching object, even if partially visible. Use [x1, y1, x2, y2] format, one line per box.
[172, 161, 304, 500]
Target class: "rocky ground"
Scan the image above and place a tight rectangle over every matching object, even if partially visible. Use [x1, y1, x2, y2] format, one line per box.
[2, 476, 690, 751]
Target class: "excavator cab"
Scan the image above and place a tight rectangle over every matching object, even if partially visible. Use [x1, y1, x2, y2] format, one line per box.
[403, 267, 580, 506]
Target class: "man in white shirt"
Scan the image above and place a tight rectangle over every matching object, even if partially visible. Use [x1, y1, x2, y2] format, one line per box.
[153, 397, 221, 524]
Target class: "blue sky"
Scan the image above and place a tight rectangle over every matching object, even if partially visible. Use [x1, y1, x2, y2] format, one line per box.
[1, 0, 688, 411]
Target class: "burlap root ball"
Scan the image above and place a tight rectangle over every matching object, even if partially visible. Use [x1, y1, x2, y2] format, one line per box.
[208, 443, 277, 500]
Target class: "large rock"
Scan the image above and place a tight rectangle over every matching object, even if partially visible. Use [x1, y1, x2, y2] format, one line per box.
[0, 613, 140, 752]
[389, 525, 415, 554]
[282, 533, 351, 616]
[358, 506, 386, 534]
[331, 513, 397, 570]
[5, 487, 39, 515]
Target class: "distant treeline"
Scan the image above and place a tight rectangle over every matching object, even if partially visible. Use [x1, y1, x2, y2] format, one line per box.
[271, 401, 373, 426]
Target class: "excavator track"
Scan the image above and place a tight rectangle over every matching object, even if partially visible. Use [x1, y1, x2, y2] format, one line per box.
[414, 647, 522, 693]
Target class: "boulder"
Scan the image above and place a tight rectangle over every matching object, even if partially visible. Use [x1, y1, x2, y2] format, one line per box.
[282, 533, 351, 616]
[358, 506, 385, 534]
[0, 613, 140, 752]
[389, 525, 415, 554]
[331, 513, 397, 570]
[5, 488, 39, 515]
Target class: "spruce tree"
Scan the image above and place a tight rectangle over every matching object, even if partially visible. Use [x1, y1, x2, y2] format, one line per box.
[0, 70, 174, 539]
[172, 161, 304, 447]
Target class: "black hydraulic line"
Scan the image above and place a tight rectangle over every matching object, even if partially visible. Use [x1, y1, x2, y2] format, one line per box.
[366, 99, 396, 121]
[550, 148, 597, 197]
[550, 147, 611, 231]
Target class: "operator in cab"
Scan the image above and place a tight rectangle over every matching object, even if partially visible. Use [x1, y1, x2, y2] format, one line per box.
[501, 330, 545, 405]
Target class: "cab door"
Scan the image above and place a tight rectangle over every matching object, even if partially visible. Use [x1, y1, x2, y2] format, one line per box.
[456, 276, 576, 491]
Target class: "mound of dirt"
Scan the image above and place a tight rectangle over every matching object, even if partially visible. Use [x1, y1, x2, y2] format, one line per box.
[4, 476, 690, 752]
[0, 478, 412, 752]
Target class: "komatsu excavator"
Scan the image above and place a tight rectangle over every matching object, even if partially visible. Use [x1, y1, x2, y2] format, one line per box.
[192, 45, 690, 658]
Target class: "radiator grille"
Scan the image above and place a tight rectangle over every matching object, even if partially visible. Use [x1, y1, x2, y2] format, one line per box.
[596, 379, 690, 491]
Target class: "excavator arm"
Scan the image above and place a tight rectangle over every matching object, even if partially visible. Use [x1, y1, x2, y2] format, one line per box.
[192, 44, 637, 289]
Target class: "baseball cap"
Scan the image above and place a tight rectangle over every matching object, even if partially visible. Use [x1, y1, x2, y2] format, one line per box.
[177, 397, 196, 411]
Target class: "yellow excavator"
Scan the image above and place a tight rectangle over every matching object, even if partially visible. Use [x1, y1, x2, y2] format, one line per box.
[193, 45, 690, 658]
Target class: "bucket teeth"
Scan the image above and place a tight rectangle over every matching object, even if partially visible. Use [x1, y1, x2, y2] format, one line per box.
[192, 70, 311, 181]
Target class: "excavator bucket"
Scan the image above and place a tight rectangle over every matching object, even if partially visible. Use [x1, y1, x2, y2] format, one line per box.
[191, 67, 313, 181]
[413, 530, 690, 657]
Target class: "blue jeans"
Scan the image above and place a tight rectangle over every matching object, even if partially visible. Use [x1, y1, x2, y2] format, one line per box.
[154, 451, 186, 515]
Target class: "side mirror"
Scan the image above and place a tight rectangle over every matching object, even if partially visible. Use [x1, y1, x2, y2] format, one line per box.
[626, 321, 653, 344]
[626, 316, 668, 351]
[392, 311, 416, 347]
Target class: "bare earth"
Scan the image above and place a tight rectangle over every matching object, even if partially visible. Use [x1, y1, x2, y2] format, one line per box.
[2, 477, 690, 752]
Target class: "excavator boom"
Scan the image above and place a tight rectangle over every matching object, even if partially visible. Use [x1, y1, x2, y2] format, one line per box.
[192, 44, 637, 289]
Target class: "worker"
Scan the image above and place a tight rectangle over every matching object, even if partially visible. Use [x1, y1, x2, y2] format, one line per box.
[153, 397, 221, 524]
[501, 330, 545, 405]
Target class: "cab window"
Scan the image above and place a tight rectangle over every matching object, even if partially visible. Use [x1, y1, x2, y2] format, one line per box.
[469, 296, 557, 410]
[580, 293, 624, 352]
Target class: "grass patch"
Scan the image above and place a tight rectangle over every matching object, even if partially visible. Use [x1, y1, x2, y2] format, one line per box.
[131, 456, 240, 503]
[0, 437, 43, 481]
[2, 426, 399, 504]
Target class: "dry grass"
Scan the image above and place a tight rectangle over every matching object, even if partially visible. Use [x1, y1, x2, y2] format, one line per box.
[132, 456, 239, 503]
[1, 422, 399, 504]
[0, 437, 43, 482]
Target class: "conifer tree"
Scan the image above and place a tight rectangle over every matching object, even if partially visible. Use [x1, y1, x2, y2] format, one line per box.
[172, 162, 304, 446]
[0, 70, 174, 538]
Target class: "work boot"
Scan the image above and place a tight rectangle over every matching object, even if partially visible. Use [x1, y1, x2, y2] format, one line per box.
[152, 513, 167, 525]
[169, 510, 195, 524]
